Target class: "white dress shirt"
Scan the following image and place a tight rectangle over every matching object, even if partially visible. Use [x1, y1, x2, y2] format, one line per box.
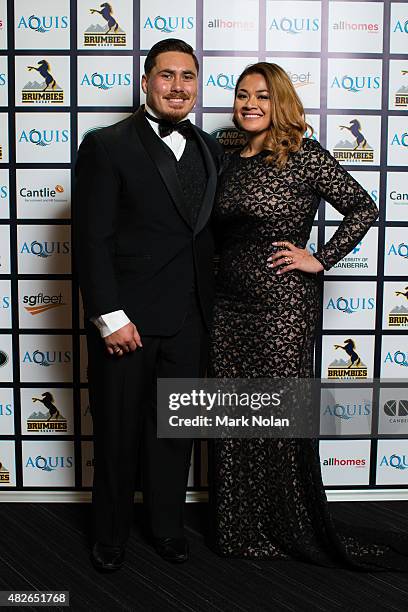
[91, 105, 188, 338]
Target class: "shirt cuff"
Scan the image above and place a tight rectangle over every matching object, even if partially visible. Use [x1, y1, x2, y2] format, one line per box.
[90, 310, 131, 338]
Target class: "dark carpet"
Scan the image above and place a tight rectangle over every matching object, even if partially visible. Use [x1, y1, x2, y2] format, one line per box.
[1, 501, 408, 611]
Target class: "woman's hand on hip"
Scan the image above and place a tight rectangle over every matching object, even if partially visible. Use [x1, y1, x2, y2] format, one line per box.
[267, 241, 324, 275]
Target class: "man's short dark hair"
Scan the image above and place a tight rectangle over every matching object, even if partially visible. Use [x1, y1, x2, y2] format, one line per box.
[144, 39, 199, 75]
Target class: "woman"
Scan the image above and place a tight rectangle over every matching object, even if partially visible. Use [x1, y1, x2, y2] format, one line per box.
[209, 62, 408, 570]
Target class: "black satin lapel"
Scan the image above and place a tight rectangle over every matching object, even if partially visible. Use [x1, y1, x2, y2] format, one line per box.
[132, 108, 193, 229]
[193, 130, 217, 236]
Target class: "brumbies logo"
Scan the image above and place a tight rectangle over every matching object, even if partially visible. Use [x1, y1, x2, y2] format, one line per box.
[328, 339, 368, 379]
[0, 461, 10, 483]
[395, 70, 408, 108]
[389, 286, 408, 327]
[333, 119, 374, 162]
[28, 392, 67, 432]
[84, 3, 126, 47]
[22, 60, 64, 104]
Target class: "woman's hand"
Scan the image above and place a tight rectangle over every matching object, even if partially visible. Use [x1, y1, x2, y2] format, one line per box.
[267, 241, 324, 275]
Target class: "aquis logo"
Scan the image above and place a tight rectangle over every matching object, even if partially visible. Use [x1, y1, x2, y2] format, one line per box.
[17, 14, 69, 34]
[206, 73, 238, 91]
[84, 3, 126, 47]
[80, 70, 131, 90]
[379, 453, 408, 470]
[0, 460, 10, 483]
[330, 74, 380, 94]
[22, 349, 72, 368]
[333, 119, 374, 163]
[143, 15, 194, 34]
[21, 60, 64, 104]
[327, 339, 368, 379]
[325, 296, 375, 315]
[20, 240, 71, 259]
[25, 454, 73, 472]
[18, 128, 69, 148]
[268, 16, 320, 35]
[27, 392, 67, 432]
[388, 286, 408, 327]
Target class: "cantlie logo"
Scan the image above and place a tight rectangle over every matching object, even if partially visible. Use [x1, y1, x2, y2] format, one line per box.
[20, 240, 71, 258]
[80, 71, 131, 90]
[388, 286, 408, 327]
[379, 454, 408, 470]
[23, 292, 65, 315]
[210, 126, 246, 151]
[25, 455, 73, 471]
[22, 60, 64, 104]
[0, 461, 10, 483]
[333, 120, 374, 162]
[328, 339, 368, 379]
[0, 350, 9, 367]
[330, 74, 380, 93]
[206, 73, 237, 91]
[18, 129, 69, 147]
[384, 399, 408, 423]
[22, 350, 72, 368]
[325, 296, 375, 314]
[268, 17, 319, 34]
[17, 14, 69, 33]
[143, 15, 194, 33]
[384, 350, 408, 369]
[20, 184, 65, 204]
[28, 392, 67, 432]
[323, 402, 371, 420]
[395, 70, 408, 108]
[84, 3, 126, 47]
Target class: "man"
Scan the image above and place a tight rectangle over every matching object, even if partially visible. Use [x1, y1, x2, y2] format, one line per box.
[74, 39, 223, 571]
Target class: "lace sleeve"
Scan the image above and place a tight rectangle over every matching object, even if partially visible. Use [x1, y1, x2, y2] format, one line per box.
[305, 140, 379, 271]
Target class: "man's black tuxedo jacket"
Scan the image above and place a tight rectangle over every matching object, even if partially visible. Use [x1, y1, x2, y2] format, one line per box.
[74, 107, 223, 336]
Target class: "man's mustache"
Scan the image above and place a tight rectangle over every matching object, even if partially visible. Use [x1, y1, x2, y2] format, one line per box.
[164, 93, 190, 100]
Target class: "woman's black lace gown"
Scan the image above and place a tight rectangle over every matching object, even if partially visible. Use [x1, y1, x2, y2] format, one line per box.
[209, 138, 408, 570]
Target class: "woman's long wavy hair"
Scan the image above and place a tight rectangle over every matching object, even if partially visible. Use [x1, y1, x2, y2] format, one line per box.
[233, 62, 312, 168]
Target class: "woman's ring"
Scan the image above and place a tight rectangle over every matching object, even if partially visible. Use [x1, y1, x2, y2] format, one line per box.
[285, 256, 294, 264]
[113, 346, 122, 353]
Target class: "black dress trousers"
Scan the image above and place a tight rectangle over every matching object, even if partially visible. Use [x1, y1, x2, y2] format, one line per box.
[86, 292, 208, 547]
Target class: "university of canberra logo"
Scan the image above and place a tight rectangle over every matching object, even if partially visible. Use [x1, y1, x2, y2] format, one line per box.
[327, 339, 368, 379]
[333, 119, 374, 163]
[21, 60, 64, 104]
[84, 3, 126, 47]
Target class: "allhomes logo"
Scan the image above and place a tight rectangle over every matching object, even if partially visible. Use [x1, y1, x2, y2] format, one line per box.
[143, 16, 194, 32]
[332, 21, 379, 33]
[18, 129, 69, 147]
[17, 15, 69, 33]
[23, 292, 65, 315]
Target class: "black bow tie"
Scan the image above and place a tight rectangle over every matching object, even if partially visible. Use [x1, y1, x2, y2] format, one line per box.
[145, 109, 193, 139]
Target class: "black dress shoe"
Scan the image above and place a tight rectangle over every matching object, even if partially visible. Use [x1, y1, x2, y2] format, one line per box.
[91, 543, 125, 572]
[153, 537, 189, 563]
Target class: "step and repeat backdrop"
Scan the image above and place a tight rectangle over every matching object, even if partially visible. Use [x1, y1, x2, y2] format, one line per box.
[0, 0, 407, 496]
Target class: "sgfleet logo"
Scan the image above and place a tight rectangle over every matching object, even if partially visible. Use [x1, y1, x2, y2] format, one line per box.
[325, 296, 375, 315]
[327, 339, 368, 379]
[21, 60, 64, 104]
[28, 392, 67, 432]
[330, 74, 380, 94]
[332, 20, 379, 33]
[84, 3, 127, 47]
[17, 14, 69, 33]
[384, 349, 408, 369]
[23, 292, 65, 316]
[143, 15, 195, 33]
[22, 349, 72, 368]
[395, 70, 408, 108]
[80, 71, 131, 90]
[206, 73, 238, 91]
[286, 70, 314, 89]
[379, 454, 408, 470]
[323, 402, 371, 421]
[18, 128, 69, 147]
[25, 455, 73, 471]
[20, 240, 71, 259]
[388, 286, 408, 327]
[268, 16, 319, 34]
[333, 119, 374, 163]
